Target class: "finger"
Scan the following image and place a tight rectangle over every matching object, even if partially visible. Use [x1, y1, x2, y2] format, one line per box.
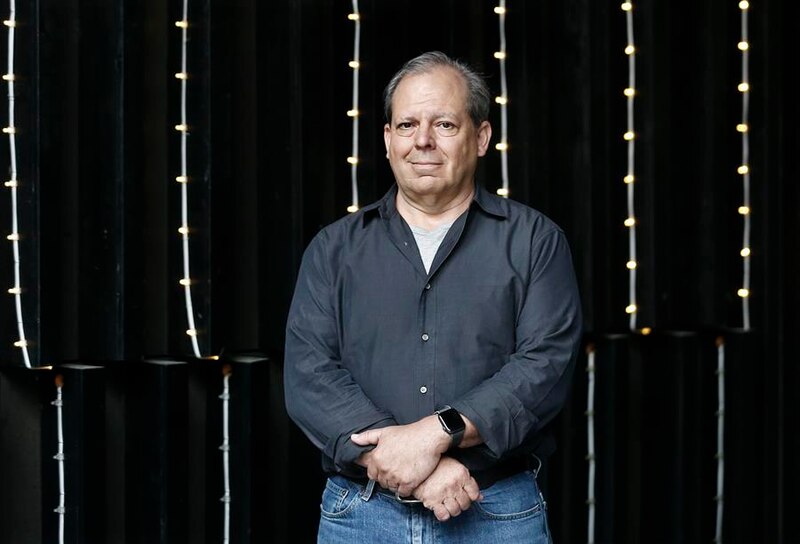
[350, 429, 381, 446]
[442, 497, 463, 518]
[454, 490, 472, 511]
[462, 478, 481, 501]
[433, 503, 451, 522]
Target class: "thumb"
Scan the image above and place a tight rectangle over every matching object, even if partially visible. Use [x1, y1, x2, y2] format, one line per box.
[350, 428, 381, 446]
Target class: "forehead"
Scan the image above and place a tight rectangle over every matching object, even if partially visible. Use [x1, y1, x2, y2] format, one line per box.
[392, 67, 468, 115]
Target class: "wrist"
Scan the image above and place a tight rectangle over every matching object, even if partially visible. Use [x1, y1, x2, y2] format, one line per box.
[434, 405, 465, 450]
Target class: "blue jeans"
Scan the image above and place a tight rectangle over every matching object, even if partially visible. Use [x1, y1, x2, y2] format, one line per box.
[317, 471, 552, 543]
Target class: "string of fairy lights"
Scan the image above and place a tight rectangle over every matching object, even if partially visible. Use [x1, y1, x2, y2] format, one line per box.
[621, 1, 639, 331]
[3, 0, 31, 368]
[494, 1, 510, 198]
[174, 1, 204, 359]
[346, 1, 361, 213]
[736, 0, 751, 329]
[585, 344, 597, 544]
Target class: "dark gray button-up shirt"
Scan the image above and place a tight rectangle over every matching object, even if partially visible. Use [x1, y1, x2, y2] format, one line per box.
[284, 183, 582, 478]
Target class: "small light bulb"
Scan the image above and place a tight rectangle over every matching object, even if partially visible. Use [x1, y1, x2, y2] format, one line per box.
[738, 206, 751, 215]
[175, 72, 188, 80]
[186, 329, 198, 337]
[2, 74, 14, 81]
[176, 175, 189, 183]
[495, 142, 509, 151]
[626, 260, 637, 270]
[6, 233, 19, 241]
[3, 20, 16, 28]
[624, 45, 636, 55]
[623, 131, 635, 141]
[346, 109, 359, 117]
[4, 180, 17, 187]
[347, 13, 360, 20]
[640, 327, 652, 335]
[737, 165, 749, 175]
[738, 82, 750, 92]
[625, 304, 637, 314]
[496, 187, 510, 197]
[737, 288, 750, 298]
[494, 6, 506, 14]
[175, 20, 189, 29]
[736, 123, 749, 132]
[623, 87, 636, 97]
[740, 247, 751, 257]
[346, 205, 359, 213]
[493, 52, 507, 60]
[347, 156, 358, 165]
[14, 339, 27, 347]
[2, 126, 16, 134]
[621, 2, 633, 11]
[738, 41, 749, 51]
[179, 278, 191, 286]
[739, 0, 749, 9]
[8, 287, 21, 294]
[495, 96, 508, 105]
[348, 60, 360, 69]
[624, 217, 636, 227]
[178, 226, 189, 235]
[624, 175, 635, 184]
[175, 124, 188, 132]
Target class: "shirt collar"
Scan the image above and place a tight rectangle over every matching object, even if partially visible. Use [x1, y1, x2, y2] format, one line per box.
[361, 182, 508, 226]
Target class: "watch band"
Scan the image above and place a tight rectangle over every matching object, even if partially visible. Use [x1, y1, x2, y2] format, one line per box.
[435, 405, 465, 449]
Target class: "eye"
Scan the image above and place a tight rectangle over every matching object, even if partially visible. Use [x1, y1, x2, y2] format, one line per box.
[436, 121, 458, 135]
[395, 122, 415, 136]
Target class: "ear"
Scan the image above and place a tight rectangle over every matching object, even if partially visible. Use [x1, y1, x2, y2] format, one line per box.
[383, 123, 392, 157]
[476, 121, 492, 157]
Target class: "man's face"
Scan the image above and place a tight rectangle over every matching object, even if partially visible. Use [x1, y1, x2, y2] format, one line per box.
[384, 67, 491, 202]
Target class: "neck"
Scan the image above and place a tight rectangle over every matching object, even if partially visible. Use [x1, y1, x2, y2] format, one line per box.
[396, 184, 474, 230]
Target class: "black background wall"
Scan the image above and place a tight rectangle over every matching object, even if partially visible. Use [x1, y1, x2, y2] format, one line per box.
[0, 0, 797, 542]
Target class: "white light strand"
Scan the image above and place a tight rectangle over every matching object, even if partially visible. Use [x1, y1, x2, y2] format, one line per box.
[346, 1, 361, 213]
[585, 345, 596, 544]
[175, 3, 202, 358]
[622, 1, 638, 330]
[4, 1, 31, 368]
[52, 381, 65, 544]
[219, 369, 231, 544]
[494, 1, 510, 198]
[737, 0, 751, 329]
[714, 337, 725, 543]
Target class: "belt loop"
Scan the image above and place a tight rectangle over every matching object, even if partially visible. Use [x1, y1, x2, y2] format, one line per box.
[360, 479, 376, 501]
[530, 453, 543, 478]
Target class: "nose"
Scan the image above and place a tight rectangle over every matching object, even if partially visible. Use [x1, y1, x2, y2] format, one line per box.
[414, 123, 436, 149]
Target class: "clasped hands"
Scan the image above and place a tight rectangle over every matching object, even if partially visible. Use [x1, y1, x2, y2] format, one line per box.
[351, 416, 482, 522]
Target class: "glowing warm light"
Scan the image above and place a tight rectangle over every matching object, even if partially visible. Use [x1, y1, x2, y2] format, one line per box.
[494, 6, 506, 14]
[346, 109, 359, 117]
[346, 156, 358, 165]
[347, 13, 360, 20]
[2, 126, 16, 134]
[6, 233, 19, 241]
[739, 0, 749, 9]
[186, 329, 198, 337]
[178, 226, 189, 235]
[495, 96, 508, 105]
[348, 61, 360, 69]
[493, 52, 507, 60]
[624, 87, 635, 97]
[346, 205, 359, 213]
[623, 131, 635, 141]
[3, 20, 16, 27]
[736, 123, 749, 132]
[625, 304, 638, 314]
[626, 260, 637, 270]
[624, 175, 635, 184]
[8, 287, 21, 294]
[175, 124, 189, 132]
[176, 175, 189, 183]
[175, 20, 188, 29]
[737, 165, 749, 175]
[179, 278, 191, 286]
[621, 2, 633, 11]
[624, 217, 636, 227]
[175, 72, 188, 80]
[496, 187, 509, 197]
[738, 82, 750, 92]
[624, 45, 636, 55]
[737, 41, 749, 51]
[495, 142, 508, 151]
[738, 206, 750, 215]
[737, 288, 750, 298]
[4, 180, 17, 187]
[14, 340, 27, 347]
[740, 247, 751, 257]
[640, 327, 652, 335]
[2, 74, 14, 81]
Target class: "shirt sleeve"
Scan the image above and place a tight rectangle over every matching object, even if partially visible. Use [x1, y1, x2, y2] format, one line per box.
[451, 228, 583, 461]
[284, 230, 397, 475]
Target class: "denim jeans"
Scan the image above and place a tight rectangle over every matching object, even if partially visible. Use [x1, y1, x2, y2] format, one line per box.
[317, 470, 552, 543]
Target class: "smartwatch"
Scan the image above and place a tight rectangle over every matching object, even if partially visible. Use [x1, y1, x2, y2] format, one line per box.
[435, 405, 465, 449]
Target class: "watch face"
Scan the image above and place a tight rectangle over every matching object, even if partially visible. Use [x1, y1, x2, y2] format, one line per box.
[438, 408, 465, 433]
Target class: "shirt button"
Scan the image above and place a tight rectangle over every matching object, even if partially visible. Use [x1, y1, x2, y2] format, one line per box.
[425, 283, 431, 290]
[421, 333, 429, 341]
[419, 386, 428, 394]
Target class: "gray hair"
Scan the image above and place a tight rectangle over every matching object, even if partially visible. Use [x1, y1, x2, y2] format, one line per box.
[383, 51, 491, 127]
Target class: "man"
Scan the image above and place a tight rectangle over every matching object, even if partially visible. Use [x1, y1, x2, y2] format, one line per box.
[285, 51, 582, 543]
